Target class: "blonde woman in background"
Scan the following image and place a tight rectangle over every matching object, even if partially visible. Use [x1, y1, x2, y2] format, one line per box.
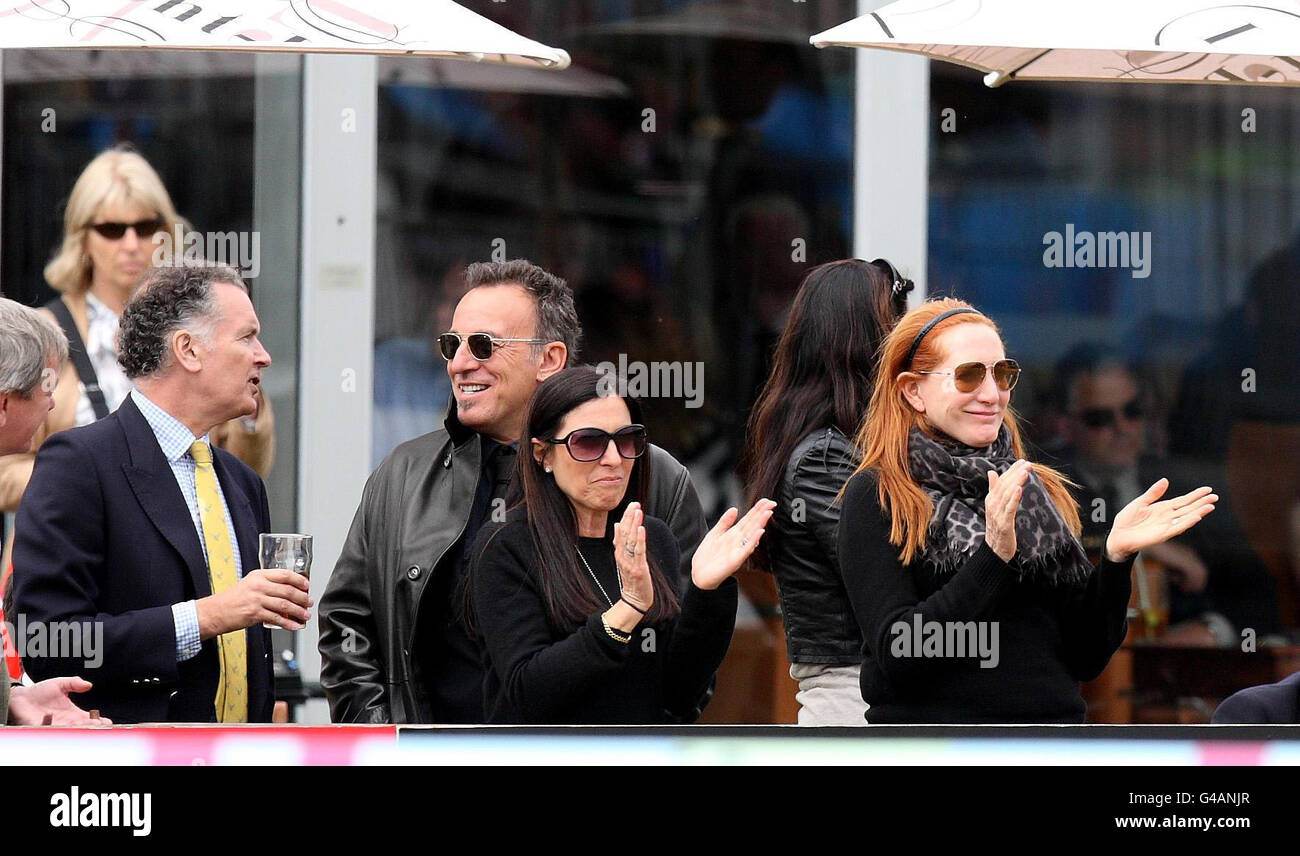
[0, 146, 273, 565]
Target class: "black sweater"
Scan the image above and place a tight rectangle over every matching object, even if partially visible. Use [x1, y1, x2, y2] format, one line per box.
[839, 470, 1134, 724]
[471, 514, 737, 724]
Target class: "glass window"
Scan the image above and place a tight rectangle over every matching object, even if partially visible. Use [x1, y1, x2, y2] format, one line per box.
[372, 0, 857, 724]
[372, 0, 857, 485]
[1, 49, 303, 530]
[929, 66, 1300, 720]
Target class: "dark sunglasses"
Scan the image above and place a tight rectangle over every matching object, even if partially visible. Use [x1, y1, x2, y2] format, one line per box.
[1077, 399, 1143, 429]
[437, 331, 547, 361]
[545, 425, 648, 462]
[87, 218, 166, 240]
[917, 359, 1021, 393]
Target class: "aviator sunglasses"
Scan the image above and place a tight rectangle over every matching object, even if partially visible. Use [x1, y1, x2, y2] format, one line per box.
[917, 359, 1021, 393]
[87, 218, 166, 240]
[437, 332, 547, 361]
[544, 425, 648, 462]
[1077, 399, 1143, 429]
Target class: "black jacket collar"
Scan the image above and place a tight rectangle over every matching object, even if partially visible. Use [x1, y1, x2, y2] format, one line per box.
[442, 400, 519, 454]
[444, 401, 476, 446]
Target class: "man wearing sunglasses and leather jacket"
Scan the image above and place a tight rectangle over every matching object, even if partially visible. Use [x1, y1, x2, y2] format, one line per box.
[318, 260, 707, 724]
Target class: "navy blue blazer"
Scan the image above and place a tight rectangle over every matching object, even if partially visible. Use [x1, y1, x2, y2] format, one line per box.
[12, 395, 274, 723]
[1212, 670, 1300, 724]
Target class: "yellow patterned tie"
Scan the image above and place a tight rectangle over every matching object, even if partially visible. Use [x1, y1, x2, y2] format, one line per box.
[190, 440, 248, 723]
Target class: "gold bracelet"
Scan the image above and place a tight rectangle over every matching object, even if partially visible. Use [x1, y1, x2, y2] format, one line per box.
[602, 617, 631, 644]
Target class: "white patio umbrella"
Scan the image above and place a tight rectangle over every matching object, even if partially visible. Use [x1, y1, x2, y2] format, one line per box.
[0, 0, 570, 68]
[811, 0, 1300, 87]
[0, 50, 627, 98]
[379, 58, 626, 98]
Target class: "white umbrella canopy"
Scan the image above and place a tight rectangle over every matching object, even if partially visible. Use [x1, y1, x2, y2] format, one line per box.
[1, 50, 627, 98]
[811, 0, 1300, 87]
[379, 58, 626, 98]
[0, 0, 570, 68]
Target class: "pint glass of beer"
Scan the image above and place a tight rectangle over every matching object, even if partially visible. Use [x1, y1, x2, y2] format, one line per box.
[259, 533, 312, 630]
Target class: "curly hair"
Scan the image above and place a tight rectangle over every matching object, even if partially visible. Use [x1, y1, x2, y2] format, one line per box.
[118, 263, 245, 379]
[463, 259, 582, 363]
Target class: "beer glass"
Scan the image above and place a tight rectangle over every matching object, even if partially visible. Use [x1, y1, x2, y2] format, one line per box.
[258, 533, 312, 630]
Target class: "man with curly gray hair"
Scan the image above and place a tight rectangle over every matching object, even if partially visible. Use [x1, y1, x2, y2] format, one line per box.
[12, 262, 308, 723]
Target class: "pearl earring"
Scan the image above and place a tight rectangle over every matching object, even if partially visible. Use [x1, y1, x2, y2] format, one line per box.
[544, 465, 552, 473]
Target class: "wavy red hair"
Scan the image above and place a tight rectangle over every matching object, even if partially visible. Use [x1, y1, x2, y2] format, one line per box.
[850, 297, 1080, 565]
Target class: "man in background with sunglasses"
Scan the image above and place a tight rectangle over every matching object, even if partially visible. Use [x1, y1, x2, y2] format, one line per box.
[1049, 343, 1278, 645]
[319, 260, 708, 724]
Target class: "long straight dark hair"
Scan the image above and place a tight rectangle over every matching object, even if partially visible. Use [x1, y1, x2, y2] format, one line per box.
[739, 258, 909, 572]
[515, 365, 681, 629]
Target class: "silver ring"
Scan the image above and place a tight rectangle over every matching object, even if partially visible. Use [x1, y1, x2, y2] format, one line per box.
[625, 546, 636, 556]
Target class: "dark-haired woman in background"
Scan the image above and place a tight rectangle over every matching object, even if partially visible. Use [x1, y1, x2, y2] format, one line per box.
[740, 258, 910, 725]
[471, 366, 775, 724]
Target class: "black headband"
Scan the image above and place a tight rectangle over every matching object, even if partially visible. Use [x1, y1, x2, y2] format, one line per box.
[871, 258, 914, 301]
[905, 307, 980, 370]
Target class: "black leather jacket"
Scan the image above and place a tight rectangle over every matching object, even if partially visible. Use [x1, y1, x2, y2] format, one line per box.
[768, 427, 864, 665]
[318, 409, 707, 723]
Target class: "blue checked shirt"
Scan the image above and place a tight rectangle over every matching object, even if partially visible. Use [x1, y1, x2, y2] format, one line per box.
[131, 389, 243, 663]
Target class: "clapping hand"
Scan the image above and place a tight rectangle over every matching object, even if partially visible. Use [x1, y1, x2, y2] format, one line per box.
[613, 502, 654, 613]
[985, 460, 1032, 561]
[1105, 479, 1217, 563]
[690, 499, 777, 590]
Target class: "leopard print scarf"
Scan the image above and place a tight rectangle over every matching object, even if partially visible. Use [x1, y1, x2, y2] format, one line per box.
[908, 426, 1091, 586]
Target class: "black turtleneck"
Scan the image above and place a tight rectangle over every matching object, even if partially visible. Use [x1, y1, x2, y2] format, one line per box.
[417, 434, 516, 723]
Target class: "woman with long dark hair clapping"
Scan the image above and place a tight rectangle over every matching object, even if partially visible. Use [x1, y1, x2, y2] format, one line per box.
[471, 366, 775, 724]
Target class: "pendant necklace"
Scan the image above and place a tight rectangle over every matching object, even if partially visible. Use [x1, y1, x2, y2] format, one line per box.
[576, 545, 620, 607]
